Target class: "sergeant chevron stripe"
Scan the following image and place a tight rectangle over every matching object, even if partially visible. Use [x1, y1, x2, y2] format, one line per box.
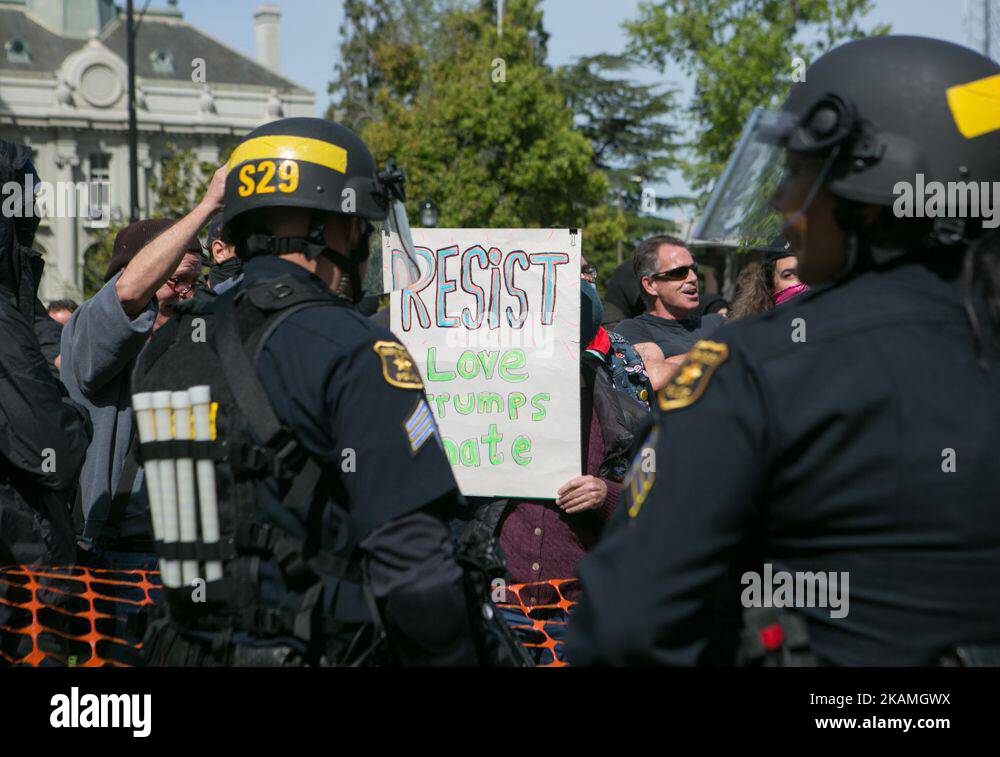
[404, 398, 437, 453]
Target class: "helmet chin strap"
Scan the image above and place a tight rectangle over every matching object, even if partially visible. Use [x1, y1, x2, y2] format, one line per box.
[237, 214, 367, 304]
[319, 247, 364, 304]
[831, 199, 869, 281]
[832, 200, 975, 284]
[831, 198, 920, 282]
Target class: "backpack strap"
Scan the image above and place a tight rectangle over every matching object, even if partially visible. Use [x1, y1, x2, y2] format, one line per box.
[213, 281, 363, 583]
[214, 291, 293, 460]
[213, 277, 347, 470]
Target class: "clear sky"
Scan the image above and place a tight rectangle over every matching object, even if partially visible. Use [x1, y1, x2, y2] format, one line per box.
[174, 0, 967, 114]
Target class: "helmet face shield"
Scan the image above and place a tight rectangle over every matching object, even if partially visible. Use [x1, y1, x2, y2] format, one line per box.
[692, 108, 838, 252]
[361, 199, 421, 295]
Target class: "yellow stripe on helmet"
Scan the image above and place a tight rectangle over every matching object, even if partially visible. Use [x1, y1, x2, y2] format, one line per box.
[946, 73, 1000, 139]
[228, 135, 348, 173]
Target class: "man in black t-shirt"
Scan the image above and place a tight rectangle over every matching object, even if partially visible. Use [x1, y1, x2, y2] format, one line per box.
[615, 236, 725, 381]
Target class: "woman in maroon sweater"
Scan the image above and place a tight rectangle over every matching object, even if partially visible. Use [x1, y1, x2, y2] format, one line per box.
[494, 268, 648, 665]
[498, 382, 622, 598]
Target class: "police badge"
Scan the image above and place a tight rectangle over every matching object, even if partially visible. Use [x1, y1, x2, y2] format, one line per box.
[372, 340, 424, 389]
[657, 340, 729, 412]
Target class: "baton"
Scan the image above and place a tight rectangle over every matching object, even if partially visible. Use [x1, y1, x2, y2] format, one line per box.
[152, 391, 182, 588]
[190, 385, 223, 582]
[171, 390, 201, 587]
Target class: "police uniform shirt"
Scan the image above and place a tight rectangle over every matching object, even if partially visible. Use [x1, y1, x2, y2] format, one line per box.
[245, 256, 461, 620]
[566, 255, 1000, 666]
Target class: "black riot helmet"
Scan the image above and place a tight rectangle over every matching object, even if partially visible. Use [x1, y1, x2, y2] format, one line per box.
[694, 36, 1000, 254]
[221, 117, 418, 301]
[783, 36, 1000, 211]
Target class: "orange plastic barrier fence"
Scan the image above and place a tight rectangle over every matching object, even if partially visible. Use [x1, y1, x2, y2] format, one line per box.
[496, 578, 580, 667]
[0, 566, 161, 667]
[2, 568, 579, 667]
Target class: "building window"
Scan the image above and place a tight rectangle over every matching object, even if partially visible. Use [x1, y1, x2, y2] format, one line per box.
[5, 38, 31, 64]
[150, 49, 175, 75]
[88, 154, 112, 228]
[89, 154, 111, 183]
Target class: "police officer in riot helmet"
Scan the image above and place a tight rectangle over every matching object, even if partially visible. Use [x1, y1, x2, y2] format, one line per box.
[566, 36, 1000, 666]
[136, 117, 478, 666]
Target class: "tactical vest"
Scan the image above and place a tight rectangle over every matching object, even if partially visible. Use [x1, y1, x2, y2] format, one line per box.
[132, 275, 382, 664]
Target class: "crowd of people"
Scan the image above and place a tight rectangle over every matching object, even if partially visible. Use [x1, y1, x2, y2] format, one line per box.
[0, 118, 807, 666]
[2, 33, 1000, 667]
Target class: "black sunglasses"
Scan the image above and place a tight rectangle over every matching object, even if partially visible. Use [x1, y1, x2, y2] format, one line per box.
[649, 262, 698, 282]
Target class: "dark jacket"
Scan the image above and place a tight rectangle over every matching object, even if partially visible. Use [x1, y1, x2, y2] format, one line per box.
[0, 296, 91, 565]
[33, 299, 63, 379]
[0, 138, 90, 565]
[135, 257, 476, 665]
[568, 253, 1000, 666]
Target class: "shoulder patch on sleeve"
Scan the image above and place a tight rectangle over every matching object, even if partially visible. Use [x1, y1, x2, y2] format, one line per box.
[625, 427, 659, 519]
[657, 340, 729, 412]
[372, 340, 423, 389]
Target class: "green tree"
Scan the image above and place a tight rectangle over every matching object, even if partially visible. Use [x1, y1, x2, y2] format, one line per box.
[81, 222, 123, 299]
[477, 0, 549, 60]
[361, 0, 606, 231]
[148, 144, 221, 219]
[557, 53, 685, 283]
[625, 0, 888, 194]
[558, 54, 679, 194]
[327, 0, 449, 130]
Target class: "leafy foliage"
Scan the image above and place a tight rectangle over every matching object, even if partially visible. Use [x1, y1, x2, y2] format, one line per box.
[82, 221, 124, 299]
[359, 0, 606, 232]
[328, 0, 688, 289]
[625, 0, 888, 194]
[327, 0, 453, 130]
[557, 53, 679, 192]
[556, 52, 685, 283]
[148, 144, 221, 219]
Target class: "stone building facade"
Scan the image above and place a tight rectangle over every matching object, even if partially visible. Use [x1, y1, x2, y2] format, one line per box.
[0, 0, 315, 300]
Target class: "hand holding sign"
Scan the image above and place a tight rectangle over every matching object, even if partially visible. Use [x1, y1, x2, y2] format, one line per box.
[556, 475, 608, 514]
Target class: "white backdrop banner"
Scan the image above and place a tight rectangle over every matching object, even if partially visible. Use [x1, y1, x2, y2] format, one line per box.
[386, 228, 581, 498]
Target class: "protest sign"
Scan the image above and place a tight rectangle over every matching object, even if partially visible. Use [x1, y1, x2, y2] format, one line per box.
[387, 228, 581, 498]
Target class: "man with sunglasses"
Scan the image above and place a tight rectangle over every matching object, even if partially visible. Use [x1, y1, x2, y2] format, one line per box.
[613, 235, 725, 388]
[60, 167, 226, 567]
